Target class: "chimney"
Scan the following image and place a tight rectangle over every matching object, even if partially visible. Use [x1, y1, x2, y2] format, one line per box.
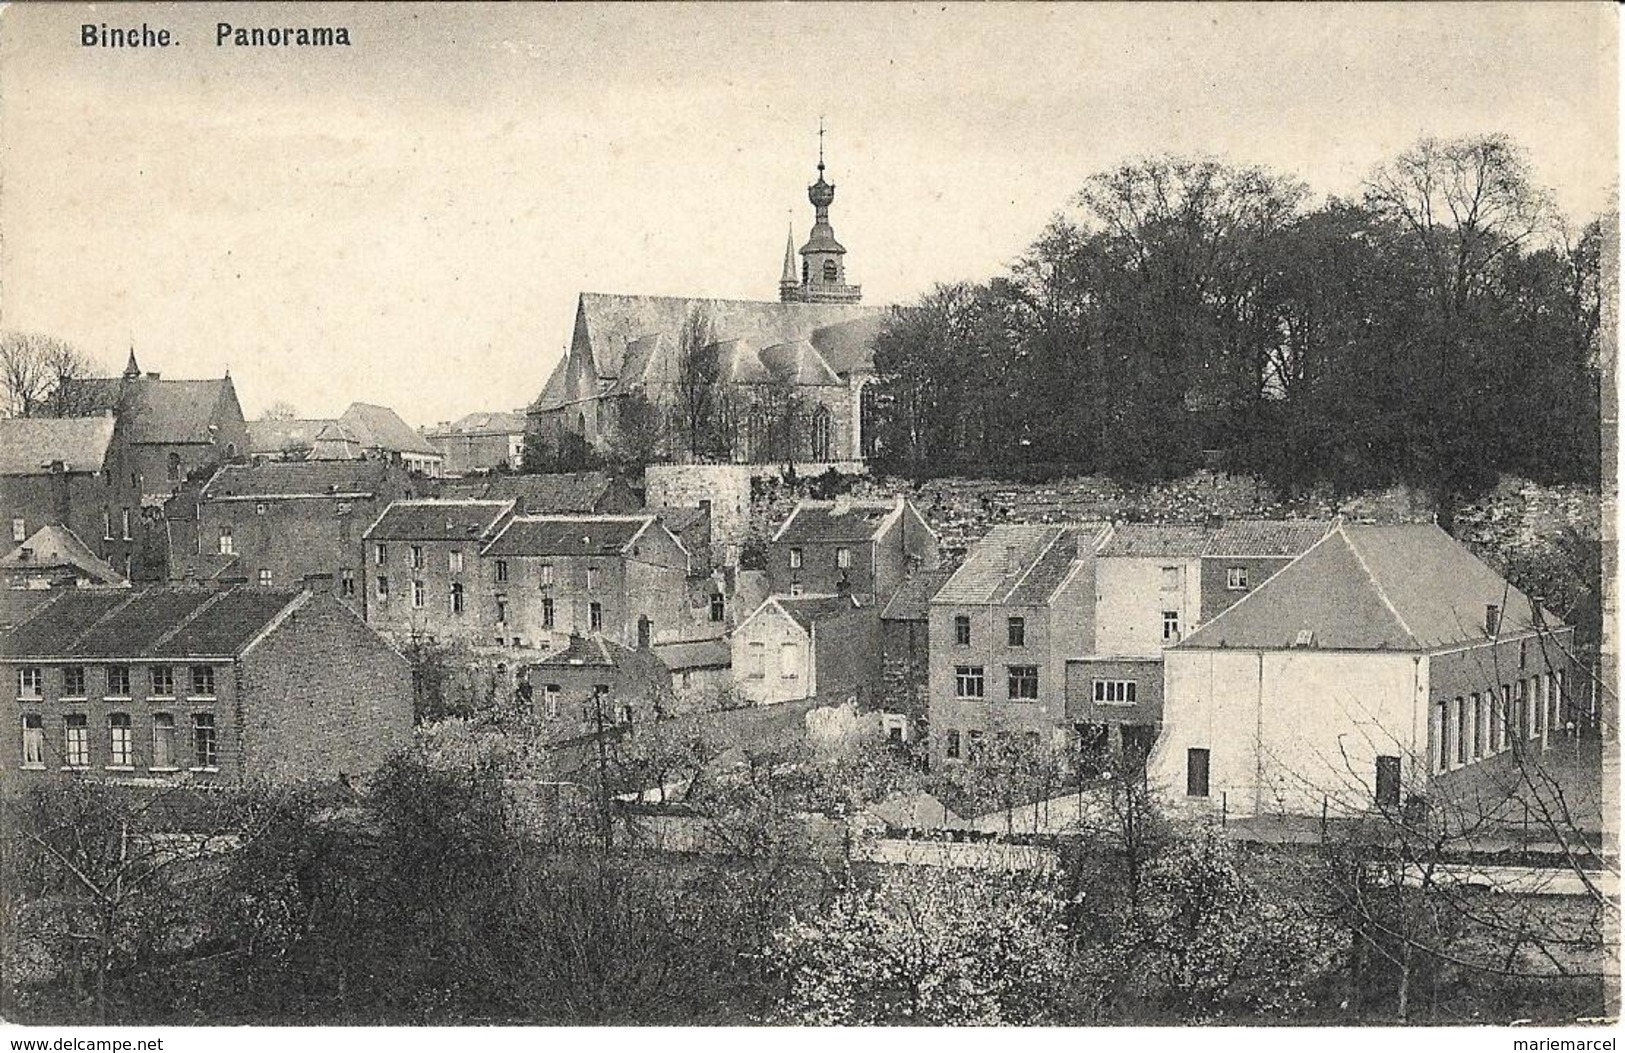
[1205, 513, 1225, 530]
[146, 372, 161, 380]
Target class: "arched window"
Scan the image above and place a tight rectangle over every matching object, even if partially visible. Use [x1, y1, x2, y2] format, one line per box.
[811, 405, 833, 462]
[822, 260, 839, 282]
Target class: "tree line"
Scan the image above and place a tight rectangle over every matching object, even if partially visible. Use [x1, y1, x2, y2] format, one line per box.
[867, 134, 1603, 505]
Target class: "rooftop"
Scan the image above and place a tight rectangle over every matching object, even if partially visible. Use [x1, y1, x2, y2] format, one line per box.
[0, 417, 115, 476]
[482, 514, 659, 558]
[773, 498, 903, 544]
[62, 374, 238, 445]
[363, 500, 514, 542]
[1203, 519, 1335, 557]
[0, 585, 306, 659]
[0, 525, 126, 586]
[202, 461, 395, 500]
[934, 523, 1111, 607]
[1098, 522, 1215, 558]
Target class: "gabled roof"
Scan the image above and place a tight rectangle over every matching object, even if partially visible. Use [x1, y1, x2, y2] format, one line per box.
[247, 418, 334, 455]
[1179, 522, 1566, 652]
[775, 594, 862, 634]
[362, 500, 514, 542]
[1098, 522, 1215, 558]
[934, 523, 1111, 607]
[338, 403, 441, 458]
[773, 498, 903, 544]
[535, 633, 623, 668]
[306, 419, 368, 461]
[0, 417, 115, 476]
[653, 637, 731, 672]
[1203, 519, 1335, 558]
[202, 461, 392, 500]
[426, 411, 528, 438]
[0, 585, 307, 659]
[62, 375, 239, 445]
[0, 525, 125, 585]
[482, 514, 659, 558]
[439, 471, 633, 514]
[880, 568, 955, 621]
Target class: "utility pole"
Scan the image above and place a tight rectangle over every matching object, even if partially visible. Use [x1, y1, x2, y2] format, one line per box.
[592, 687, 612, 853]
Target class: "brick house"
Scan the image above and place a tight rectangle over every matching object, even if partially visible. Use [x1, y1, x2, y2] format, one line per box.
[183, 461, 419, 602]
[769, 495, 939, 604]
[730, 594, 878, 707]
[425, 411, 529, 476]
[361, 499, 516, 644]
[928, 523, 1110, 767]
[1150, 523, 1575, 819]
[0, 416, 138, 580]
[1, 585, 412, 786]
[521, 633, 676, 740]
[478, 513, 710, 652]
[878, 567, 953, 737]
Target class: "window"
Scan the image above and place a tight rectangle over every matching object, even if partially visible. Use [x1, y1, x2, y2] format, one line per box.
[710, 593, 725, 623]
[836, 546, 851, 569]
[541, 596, 555, 629]
[1094, 679, 1138, 705]
[1161, 610, 1181, 643]
[788, 548, 803, 570]
[64, 715, 90, 768]
[1433, 700, 1449, 773]
[637, 617, 652, 649]
[822, 259, 839, 281]
[789, 583, 803, 597]
[18, 667, 42, 700]
[588, 601, 602, 631]
[450, 583, 465, 615]
[543, 684, 560, 718]
[748, 642, 766, 679]
[408, 545, 422, 569]
[966, 730, 984, 760]
[121, 509, 131, 541]
[190, 666, 215, 697]
[945, 730, 962, 760]
[1007, 617, 1025, 647]
[10, 517, 24, 542]
[106, 665, 131, 698]
[412, 580, 426, 608]
[376, 575, 390, 601]
[1524, 679, 1538, 740]
[21, 714, 44, 768]
[1375, 756, 1401, 808]
[1186, 747, 1210, 797]
[495, 560, 509, 583]
[811, 406, 833, 462]
[1161, 566, 1181, 591]
[953, 615, 971, 646]
[1472, 693, 1487, 759]
[449, 550, 463, 574]
[1499, 684, 1513, 750]
[218, 525, 234, 556]
[1456, 696, 1470, 766]
[167, 451, 181, 482]
[954, 665, 985, 699]
[258, 568, 272, 587]
[1485, 604, 1501, 636]
[192, 714, 217, 769]
[151, 714, 177, 769]
[341, 568, 355, 598]
[615, 703, 634, 727]
[540, 563, 554, 586]
[374, 543, 387, 566]
[1226, 566, 1248, 590]
[108, 714, 133, 768]
[780, 642, 799, 678]
[1007, 665, 1039, 700]
[151, 666, 174, 697]
[255, 502, 267, 516]
[62, 666, 85, 698]
[496, 599, 508, 625]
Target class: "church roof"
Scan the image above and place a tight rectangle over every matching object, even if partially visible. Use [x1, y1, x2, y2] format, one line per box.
[759, 339, 843, 386]
[62, 375, 240, 445]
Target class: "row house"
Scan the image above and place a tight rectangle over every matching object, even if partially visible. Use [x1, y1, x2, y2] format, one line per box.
[361, 499, 516, 644]
[768, 496, 939, 605]
[1150, 522, 1574, 819]
[730, 594, 877, 707]
[1, 585, 412, 786]
[479, 513, 712, 651]
[181, 460, 419, 601]
[928, 523, 1110, 766]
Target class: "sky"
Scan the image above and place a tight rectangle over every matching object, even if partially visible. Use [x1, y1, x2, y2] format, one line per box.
[0, 2, 1617, 426]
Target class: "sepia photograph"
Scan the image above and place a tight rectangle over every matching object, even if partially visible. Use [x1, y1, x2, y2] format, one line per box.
[0, 0, 1618, 1035]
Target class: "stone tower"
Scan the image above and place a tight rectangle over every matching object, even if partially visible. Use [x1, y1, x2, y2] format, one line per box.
[780, 127, 862, 304]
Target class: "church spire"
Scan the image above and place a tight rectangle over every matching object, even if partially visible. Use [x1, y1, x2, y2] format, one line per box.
[123, 348, 141, 378]
[784, 121, 861, 304]
[779, 220, 800, 300]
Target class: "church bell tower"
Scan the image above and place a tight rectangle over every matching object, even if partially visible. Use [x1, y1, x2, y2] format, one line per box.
[780, 122, 862, 304]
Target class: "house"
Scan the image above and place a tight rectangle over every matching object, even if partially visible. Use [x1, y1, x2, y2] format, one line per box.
[182, 460, 419, 601]
[928, 523, 1111, 767]
[2, 525, 127, 590]
[521, 633, 676, 739]
[425, 411, 529, 476]
[438, 470, 642, 516]
[731, 594, 878, 707]
[478, 513, 709, 651]
[0, 585, 413, 785]
[1149, 522, 1575, 819]
[652, 637, 733, 711]
[1066, 520, 1331, 759]
[361, 499, 516, 644]
[0, 416, 133, 578]
[768, 495, 939, 604]
[307, 403, 444, 477]
[878, 567, 954, 736]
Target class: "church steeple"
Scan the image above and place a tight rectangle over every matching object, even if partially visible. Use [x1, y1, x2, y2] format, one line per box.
[123, 348, 141, 378]
[779, 222, 800, 299]
[780, 121, 862, 305]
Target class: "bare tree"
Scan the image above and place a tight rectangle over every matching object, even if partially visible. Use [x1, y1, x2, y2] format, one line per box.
[673, 307, 723, 460]
[0, 331, 98, 418]
[258, 400, 300, 422]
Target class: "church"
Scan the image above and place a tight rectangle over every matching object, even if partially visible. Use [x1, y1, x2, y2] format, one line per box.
[528, 145, 889, 466]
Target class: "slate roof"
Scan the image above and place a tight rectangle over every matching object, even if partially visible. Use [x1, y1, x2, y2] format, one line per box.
[0, 585, 305, 659]
[440, 471, 631, 514]
[1203, 519, 1334, 558]
[773, 499, 902, 544]
[776, 594, 861, 634]
[653, 637, 732, 672]
[0, 525, 125, 585]
[0, 417, 115, 476]
[247, 418, 334, 455]
[338, 403, 441, 458]
[482, 514, 655, 558]
[61, 376, 238, 445]
[306, 420, 368, 461]
[1179, 523, 1566, 652]
[881, 569, 955, 621]
[363, 500, 514, 542]
[202, 461, 390, 500]
[533, 634, 670, 688]
[758, 340, 843, 386]
[934, 523, 1110, 607]
[426, 411, 527, 437]
[1098, 522, 1216, 558]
